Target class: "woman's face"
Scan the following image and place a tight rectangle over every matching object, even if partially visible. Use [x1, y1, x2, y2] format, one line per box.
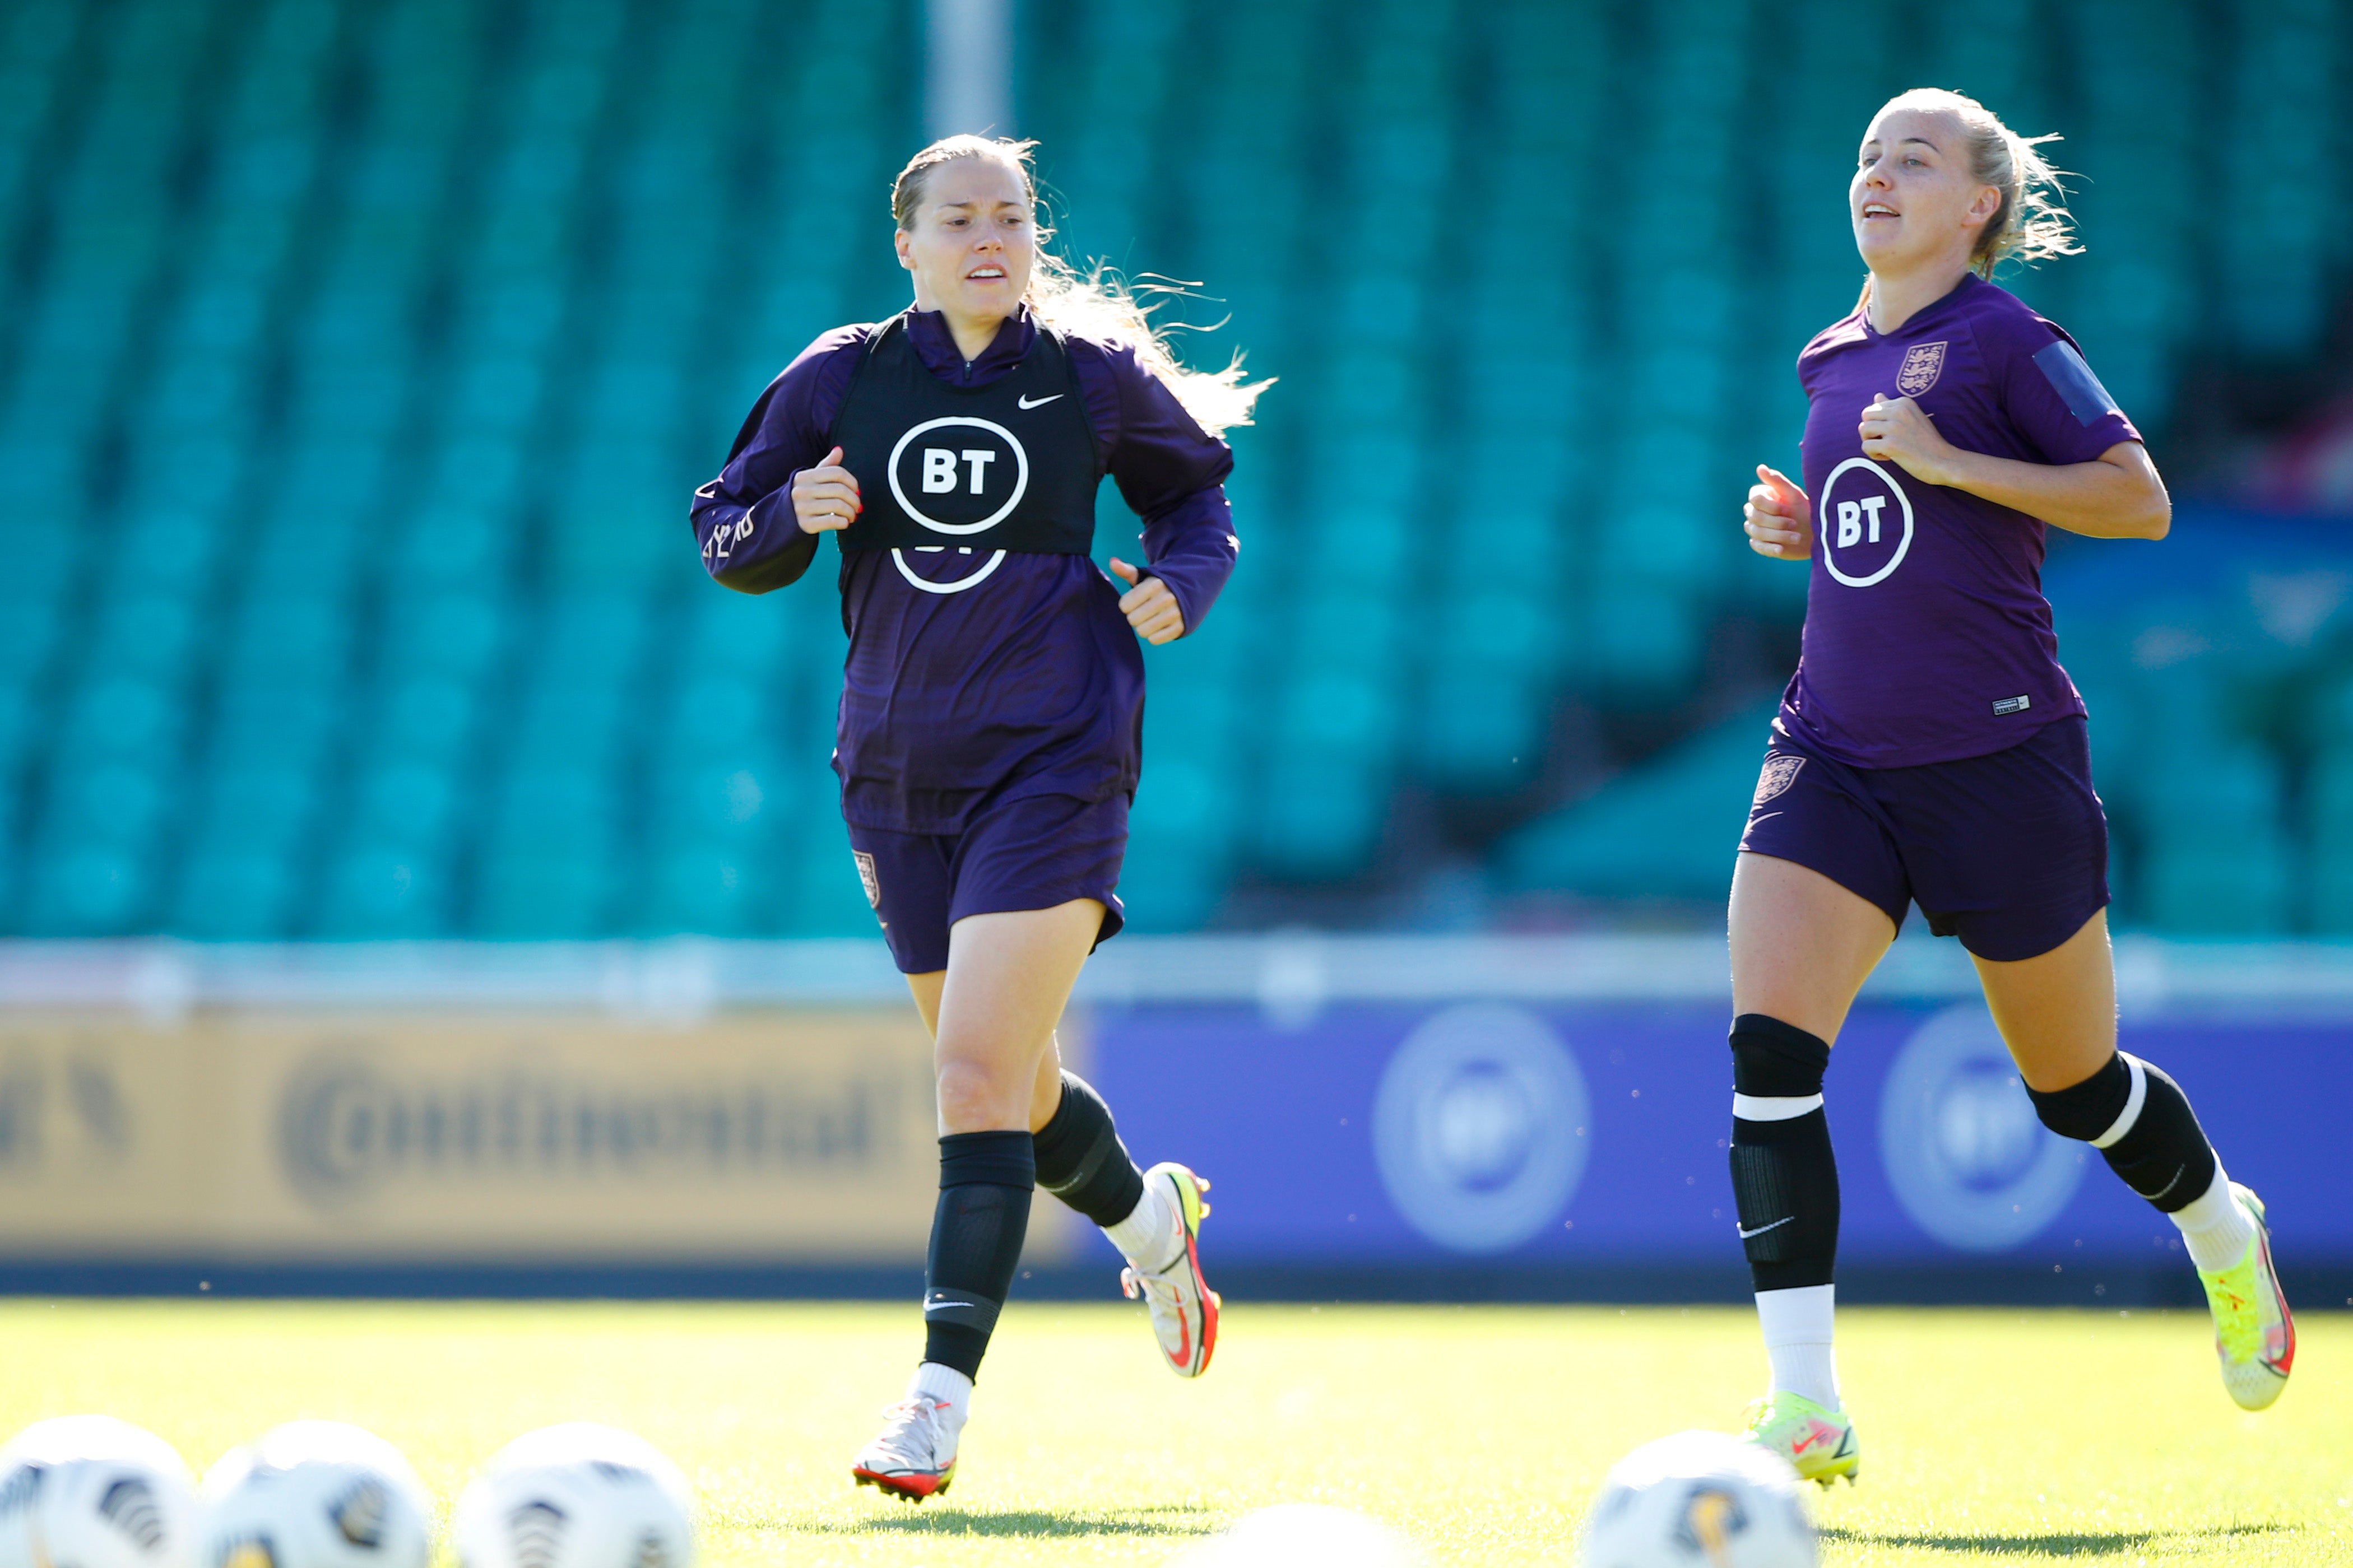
[896, 155, 1036, 322]
[1850, 108, 2000, 276]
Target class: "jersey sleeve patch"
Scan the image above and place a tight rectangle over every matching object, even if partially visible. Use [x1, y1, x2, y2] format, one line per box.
[2031, 339, 2122, 427]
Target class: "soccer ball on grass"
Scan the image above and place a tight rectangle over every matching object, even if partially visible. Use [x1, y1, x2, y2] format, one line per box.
[199, 1421, 430, 1568]
[453, 1424, 691, 1568]
[0, 1413, 199, 1568]
[1579, 1430, 1816, 1568]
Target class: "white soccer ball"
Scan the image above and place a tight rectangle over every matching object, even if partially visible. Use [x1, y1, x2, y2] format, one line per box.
[0, 1414, 199, 1568]
[452, 1425, 691, 1568]
[1579, 1430, 1816, 1568]
[1175, 1505, 1420, 1568]
[199, 1421, 431, 1568]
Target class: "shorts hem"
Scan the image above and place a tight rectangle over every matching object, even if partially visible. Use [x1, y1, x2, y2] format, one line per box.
[1944, 895, 2111, 964]
[885, 897, 1125, 975]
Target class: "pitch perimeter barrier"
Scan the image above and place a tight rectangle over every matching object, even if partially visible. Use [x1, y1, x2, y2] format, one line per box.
[0, 936, 2347, 1303]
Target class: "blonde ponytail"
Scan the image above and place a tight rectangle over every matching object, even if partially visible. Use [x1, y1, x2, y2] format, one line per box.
[891, 136, 1270, 436]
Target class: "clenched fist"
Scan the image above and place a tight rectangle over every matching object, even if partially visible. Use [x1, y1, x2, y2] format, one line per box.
[1108, 558, 1184, 644]
[1743, 464, 1812, 561]
[1858, 392, 1961, 485]
[793, 446, 862, 533]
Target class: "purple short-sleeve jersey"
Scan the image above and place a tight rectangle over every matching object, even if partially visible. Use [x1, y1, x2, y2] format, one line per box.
[1780, 274, 2141, 767]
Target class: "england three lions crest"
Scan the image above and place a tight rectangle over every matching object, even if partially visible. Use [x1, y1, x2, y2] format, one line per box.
[1896, 341, 1947, 398]
[1753, 753, 1806, 807]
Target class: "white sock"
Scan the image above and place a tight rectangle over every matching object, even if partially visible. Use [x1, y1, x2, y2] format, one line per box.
[1101, 1177, 1181, 1270]
[906, 1361, 973, 1429]
[2171, 1166, 2255, 1273]
[1756, 1284, 1840, 1412]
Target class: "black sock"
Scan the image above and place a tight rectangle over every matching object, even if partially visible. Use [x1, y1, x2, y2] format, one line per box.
[1728, 1014, 1839, 1292]
[922, 1131, 1035, 1380]
[2026, 1052, 2218, 1213]
[1031, 1072, 1147, 1227]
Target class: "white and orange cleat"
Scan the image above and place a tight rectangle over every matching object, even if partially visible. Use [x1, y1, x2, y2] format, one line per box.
[851, 1394, 962, 1502]
[1120, 1162, 1221, 1378]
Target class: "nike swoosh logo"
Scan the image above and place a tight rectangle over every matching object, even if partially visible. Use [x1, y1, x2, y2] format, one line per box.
[924, 1300, 976, 1313]
[1737, 1217, 1795, 1240]
[1015, 393, 1063, 408]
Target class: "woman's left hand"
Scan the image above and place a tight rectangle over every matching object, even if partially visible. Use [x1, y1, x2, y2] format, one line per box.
[1858, 392, 1962, 486]
[1108, 559, 1185, 644]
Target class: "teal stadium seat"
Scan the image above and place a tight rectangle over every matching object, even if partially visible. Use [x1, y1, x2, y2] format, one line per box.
[170, 763, 318, 936]
[2308, 746, 2353, 936]
[315, 842, 449, 939]
[376, 679, 479, 767]
[2138, 742, 2293, 935]
[474, 793, 617, 937]
[1502, 704, 1772, 907]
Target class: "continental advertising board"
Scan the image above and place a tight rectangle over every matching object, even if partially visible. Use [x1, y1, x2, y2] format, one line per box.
[0, 1012, 971, 1262]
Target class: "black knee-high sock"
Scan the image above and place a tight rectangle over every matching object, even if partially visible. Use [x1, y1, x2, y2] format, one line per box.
[923, 1132, 1034, 1379]
[2027, 1053, 2218, 1212]
[1728, 1014, 1839, 1293]
[1031, 1072, 1147, 1227]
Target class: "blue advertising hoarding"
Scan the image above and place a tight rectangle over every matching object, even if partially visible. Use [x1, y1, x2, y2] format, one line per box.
[1085, 999, 2352, 1286]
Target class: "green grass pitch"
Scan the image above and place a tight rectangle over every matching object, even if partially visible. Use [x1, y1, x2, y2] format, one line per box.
[0, 1299, 2345, 1565]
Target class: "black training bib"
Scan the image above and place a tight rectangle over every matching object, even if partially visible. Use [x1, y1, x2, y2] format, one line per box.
[829, 314, 1101, 558]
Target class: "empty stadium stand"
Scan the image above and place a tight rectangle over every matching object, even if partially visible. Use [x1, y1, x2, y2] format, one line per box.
[0, 0, 2345, 939]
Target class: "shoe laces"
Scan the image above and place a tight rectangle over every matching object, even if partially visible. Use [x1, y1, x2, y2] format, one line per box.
[874, 1397, 946, 1449]
[1121, 1264, 1179, 1306]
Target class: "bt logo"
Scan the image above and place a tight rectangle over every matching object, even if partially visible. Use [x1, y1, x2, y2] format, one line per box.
[1835, 494, 1888, 548]
[1817, 457, 1915, 588]
[887, 416, 1032, 594]
[888, 416, 1029, 533]
[921, 448, 999, 494]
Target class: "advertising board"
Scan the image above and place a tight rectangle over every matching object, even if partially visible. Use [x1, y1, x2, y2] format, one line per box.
[1086, 999, 2353, 1277]
[0, 1011, 967, 1262]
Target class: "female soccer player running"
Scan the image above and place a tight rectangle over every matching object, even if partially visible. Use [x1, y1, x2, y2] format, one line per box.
[1729, 89, 2292, 1485]
[690, 136, 1262, 1501]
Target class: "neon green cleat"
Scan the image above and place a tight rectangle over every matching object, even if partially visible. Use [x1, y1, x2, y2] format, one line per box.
[1741, 1392, 1859, 1487]
[2199, 1183, 2295, 1412]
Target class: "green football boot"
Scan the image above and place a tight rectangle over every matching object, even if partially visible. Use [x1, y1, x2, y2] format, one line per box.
[2198, 1184, 2295, 1412]
[1741, 1390, 1859, 1487]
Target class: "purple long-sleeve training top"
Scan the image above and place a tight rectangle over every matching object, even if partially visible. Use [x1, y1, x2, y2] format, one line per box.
[690, 306, 1239, 835]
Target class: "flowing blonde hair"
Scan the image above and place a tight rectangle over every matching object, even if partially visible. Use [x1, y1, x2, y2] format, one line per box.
[891, 135, 1269, 436]
[1872, 88, 2081, 278]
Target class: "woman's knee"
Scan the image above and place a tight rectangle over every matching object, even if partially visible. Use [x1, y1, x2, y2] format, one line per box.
[1729, 855, 1892, 1043]
[935, 1053, 1028, 1131]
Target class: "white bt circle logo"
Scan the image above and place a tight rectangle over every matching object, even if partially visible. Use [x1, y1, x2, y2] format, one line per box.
[887, 416, 1030, 534]
[884, 415, 1030, 594]
[1372, 1003, 1591, 1254]
[1878, 1005, 2085, 1251]
[1818, 456, 1915, 587]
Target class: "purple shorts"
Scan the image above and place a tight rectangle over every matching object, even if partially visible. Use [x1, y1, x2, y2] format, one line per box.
[1738, 715, 2109, 962]
[846, 792, 1128, 974]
